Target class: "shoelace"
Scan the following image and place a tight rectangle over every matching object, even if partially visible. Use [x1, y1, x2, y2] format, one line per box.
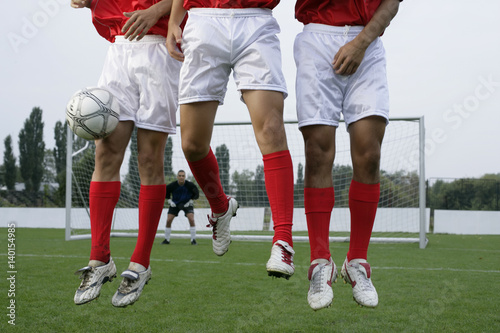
[280, 246, 293, 265]
[206, 215, 218, 240]
[118, 277, 135, 294]
[78, 268, 95, 289]
[310, 264, 327, 293]
[352, 264, 373, 291]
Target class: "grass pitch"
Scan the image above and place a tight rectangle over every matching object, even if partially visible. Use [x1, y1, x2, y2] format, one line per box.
[1, 228, 499, 332]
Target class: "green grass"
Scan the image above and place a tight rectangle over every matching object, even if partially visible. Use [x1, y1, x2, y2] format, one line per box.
[1, 229, 500, 332]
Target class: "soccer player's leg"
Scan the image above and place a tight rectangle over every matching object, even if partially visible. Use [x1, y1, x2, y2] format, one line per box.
[341, 116, 386, 308]
[74, 121, 134, 305]
[181, 102, 237, 256]
[244, 90, 295, 279]
[186, 212, 197, 245]
[301, 125, 338, 310]
[112, 129, 167, 307]
[162, 213, 176, 245]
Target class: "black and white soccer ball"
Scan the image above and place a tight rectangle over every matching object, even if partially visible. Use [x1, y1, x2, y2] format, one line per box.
[66, 87, 120, 140]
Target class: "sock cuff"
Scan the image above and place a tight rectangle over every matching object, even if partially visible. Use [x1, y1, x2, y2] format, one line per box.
[89, 181, 121, 198]
[187, 148, 214, 168]
[139, 184, 167, 201]
[349, 180, 380, 203]
[304, 187, 335, 213]
[263, 150, 292, 170]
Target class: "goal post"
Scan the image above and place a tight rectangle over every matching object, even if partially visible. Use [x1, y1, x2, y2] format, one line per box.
[65, 117, 428, 248]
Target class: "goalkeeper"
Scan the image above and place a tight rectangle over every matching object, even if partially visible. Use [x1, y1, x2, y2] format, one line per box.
[163, 170, 200, 245]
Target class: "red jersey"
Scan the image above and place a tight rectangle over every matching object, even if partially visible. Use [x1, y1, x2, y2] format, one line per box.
[183, 0, 280, 10]
[295, 0, 381, 26]
[91, 0, 169, 42]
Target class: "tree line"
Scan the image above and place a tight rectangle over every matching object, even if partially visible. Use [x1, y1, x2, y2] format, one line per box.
[1, 107, 499, 211]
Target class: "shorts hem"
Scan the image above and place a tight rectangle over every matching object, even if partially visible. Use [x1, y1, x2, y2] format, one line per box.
[179, 96, 224, 105]
[135, 122, 176, 134]
[119, 116, 135, 123]
[298, 120, 339, 128]
[346, 112, 389, 127]
[238, 85, 288, 99]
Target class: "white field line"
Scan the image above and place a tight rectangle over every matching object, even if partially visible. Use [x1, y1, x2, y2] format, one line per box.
[4, 253, 500, 274]
[377, 246, 500, 253]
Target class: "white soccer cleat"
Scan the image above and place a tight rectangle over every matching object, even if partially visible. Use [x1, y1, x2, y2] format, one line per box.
[111, 266, 152, 307]
[266, 240, 295, 279]
[341, 258, 378, 307]
[206, 197, 239, 256]
[307, 257, 337, 311]
[74, 258, 117, 305]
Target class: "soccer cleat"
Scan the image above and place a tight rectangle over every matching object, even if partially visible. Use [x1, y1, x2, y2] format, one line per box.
[161, 239, 170, 245]
[191, 239, 197, 245]
[266, 240, 295, 279]
[74, 258, 117, 305]
[307, 257, 337, 311]
[341, 258, 378, 307]
[206, 197, 239, 256]
[111, 266, 152, 307]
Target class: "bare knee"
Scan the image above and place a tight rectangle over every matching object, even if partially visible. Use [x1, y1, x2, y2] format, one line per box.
[137, 150, 164, 184]
[254, 115, 288, 154]
[94, 142, 126, 179]
[182, 139, 210, 162]
[301, 127, 336, 187]
[352, 150, 381, 182]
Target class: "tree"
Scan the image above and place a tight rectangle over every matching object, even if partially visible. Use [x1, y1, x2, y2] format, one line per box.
[332, 164, 353, 207]
[215, 144, 230, 194]
[54, 121, 66, 176]
[164, 136, 174, 180]
[294, 163, 304, 207]
[73, 132, 89, 152]
[18, 107, 45, 192]
[0, 165, 4, 188]
[42, 149, 57, 183]
[53, 121, 67, 205]
[3, 135, 16, 190]
[232, 169, 255, 206]
[254, 164, 268, 206]
[122, 128, 139, 207]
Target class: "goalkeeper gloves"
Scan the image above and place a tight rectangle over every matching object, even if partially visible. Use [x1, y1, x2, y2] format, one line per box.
[168, 199, 176, 207]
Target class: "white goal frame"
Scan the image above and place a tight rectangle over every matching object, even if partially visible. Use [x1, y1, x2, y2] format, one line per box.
[65, 117, 428, 249]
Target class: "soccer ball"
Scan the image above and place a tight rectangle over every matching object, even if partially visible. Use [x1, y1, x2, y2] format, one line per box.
[66, 87, 120, 140]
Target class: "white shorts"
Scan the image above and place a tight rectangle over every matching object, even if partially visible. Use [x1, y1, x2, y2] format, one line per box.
[294, 24, 389, 129]
[98, 35, 181, 134]
[179, 8, 287, 105]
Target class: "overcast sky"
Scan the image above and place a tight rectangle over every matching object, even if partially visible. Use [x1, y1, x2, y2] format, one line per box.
[2, 0, 500, 180]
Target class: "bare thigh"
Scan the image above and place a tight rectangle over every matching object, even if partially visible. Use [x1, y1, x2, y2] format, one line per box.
[93, 121, 134, 181]
[300, 125, 336, 188]
[242, 90, 288, 155]
[180, 101, 219, 161]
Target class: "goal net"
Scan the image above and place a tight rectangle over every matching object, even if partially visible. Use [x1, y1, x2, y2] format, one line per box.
[66, 117, 428, 248]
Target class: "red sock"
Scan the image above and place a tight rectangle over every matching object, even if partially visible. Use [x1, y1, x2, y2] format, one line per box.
[130, 184, 166, 268]
[263, 150, 294, 247]
[347, 180, 380, 261]
[89, 181, 121, 263]
[305, 187, 335, 262]
[188, 148, 228, 214]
